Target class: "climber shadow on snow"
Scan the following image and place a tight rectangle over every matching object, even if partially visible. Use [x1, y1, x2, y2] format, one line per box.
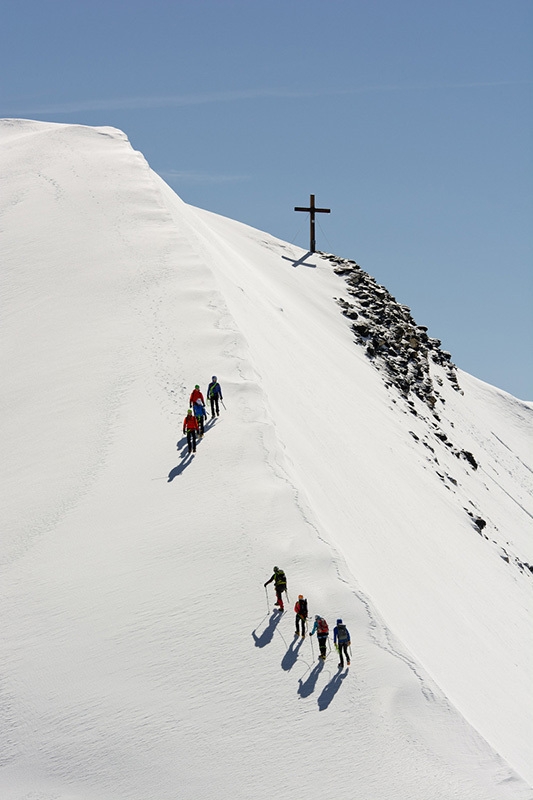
[281, 635, 304, 672]
[167, 435, 198, 481]
[297, 660, 324, 698]
[251, 610, 284, 649]
[281, 251, 317, 269]
[317, 667, 349, 711]
[167, 455, 193, 481]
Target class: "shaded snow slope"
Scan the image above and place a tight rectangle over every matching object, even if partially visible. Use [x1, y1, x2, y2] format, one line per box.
[1, 119, 531, 800]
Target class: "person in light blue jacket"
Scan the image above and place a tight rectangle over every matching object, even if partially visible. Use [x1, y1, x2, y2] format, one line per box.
[192, 399, 206, 436]
[309, 615, 329, 660]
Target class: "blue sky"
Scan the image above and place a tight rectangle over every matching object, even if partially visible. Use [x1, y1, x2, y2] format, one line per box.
[2, 0, 531, 398]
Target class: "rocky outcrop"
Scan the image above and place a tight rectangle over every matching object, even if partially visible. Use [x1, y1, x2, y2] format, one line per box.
[321, 252, 531, 582]
[323, 253, 462, 410]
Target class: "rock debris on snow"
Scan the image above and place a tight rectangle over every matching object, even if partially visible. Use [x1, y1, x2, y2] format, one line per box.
[324, 252, 462, 409]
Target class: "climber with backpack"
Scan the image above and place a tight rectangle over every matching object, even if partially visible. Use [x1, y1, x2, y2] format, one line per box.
[182, 409, 199, 454]
[294, 595, 308, 637]
[264, 566, 287, 611]
[333, 618, 351, 669]
[310, 615, 329, 660]
[190, 385, 206, 436]
[207, 375, 223, 418]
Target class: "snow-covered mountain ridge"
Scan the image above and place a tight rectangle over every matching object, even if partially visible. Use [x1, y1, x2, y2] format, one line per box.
[1, 119, 531, 800]
[327, 251, 533, 576]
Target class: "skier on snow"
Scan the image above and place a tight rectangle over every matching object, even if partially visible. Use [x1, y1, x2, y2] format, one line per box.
[182, 409, 199, 454]
[310, 615, 329, 660]
[207, 375, 223, 418]
[264, 566, 287, 611]
[294, 594, 308, 638]
[190, 385, 206, 436]
[333, 618, 351, 669]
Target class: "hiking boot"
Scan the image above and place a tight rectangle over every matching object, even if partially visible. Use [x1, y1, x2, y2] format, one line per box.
[347, 660, 351, 665]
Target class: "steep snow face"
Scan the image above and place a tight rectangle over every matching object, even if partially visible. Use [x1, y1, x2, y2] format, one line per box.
[1, 119, 531, 800]
[179, 196, 533, 778]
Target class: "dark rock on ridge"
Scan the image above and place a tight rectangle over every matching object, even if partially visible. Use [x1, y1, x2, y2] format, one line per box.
[324, 252, 462, 410]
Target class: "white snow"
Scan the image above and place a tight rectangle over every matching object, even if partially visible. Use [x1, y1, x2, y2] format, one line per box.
[1, 119, 532, 800]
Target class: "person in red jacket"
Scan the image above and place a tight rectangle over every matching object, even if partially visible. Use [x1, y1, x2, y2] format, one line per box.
[189, 385, 206, 436]
[294, 595, 308, 638]
[182, 409, 199, 454]
[189, 384, 205, 408]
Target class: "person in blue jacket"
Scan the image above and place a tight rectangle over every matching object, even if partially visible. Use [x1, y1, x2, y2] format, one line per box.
[207, 376, 223, 417]
[333, 618, 351, 668]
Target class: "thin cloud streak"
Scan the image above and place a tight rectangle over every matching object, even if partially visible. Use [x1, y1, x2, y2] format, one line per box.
[4, 80, 529, 116]
[4, 88, 316, 116]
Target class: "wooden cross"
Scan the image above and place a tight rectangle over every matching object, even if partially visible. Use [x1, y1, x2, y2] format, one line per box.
[294, 194, 331, 253]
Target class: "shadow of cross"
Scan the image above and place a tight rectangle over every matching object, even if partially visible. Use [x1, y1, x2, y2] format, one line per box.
[294, 193, 330, 253]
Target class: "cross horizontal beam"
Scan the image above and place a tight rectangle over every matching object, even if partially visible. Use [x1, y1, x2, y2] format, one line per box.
[294, 194, 330, 252]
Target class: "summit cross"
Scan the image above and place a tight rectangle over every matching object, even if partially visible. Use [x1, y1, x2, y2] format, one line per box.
[294, 194, 331, 253]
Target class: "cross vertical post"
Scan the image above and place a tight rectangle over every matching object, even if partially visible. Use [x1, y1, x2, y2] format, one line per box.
[294, 194, 331, 253]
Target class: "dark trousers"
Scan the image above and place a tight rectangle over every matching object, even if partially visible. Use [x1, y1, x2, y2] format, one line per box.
[275, 586, 285, 609]
[186, 430, 197, 453]
[295, 614, 306, 635]
[338, 642, 350, 666]
[318, 635, 328, 658]
[210, 395, 220, 416]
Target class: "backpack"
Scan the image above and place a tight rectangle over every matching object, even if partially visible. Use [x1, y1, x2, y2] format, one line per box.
[317, 618, 329, 635]
[298, 598, 308, 617]
[336, 623, 348, 643]
[274, 569, 286, 589]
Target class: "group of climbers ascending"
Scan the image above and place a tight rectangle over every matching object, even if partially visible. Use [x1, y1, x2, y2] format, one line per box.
[264, 566, 352, 669]
[182, 377, 223, 454]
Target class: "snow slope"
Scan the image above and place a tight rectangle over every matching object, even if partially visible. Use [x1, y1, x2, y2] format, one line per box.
[1, 119, 531, 800]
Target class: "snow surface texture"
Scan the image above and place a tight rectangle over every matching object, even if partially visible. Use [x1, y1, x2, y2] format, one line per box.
[1, 119, 532, 800]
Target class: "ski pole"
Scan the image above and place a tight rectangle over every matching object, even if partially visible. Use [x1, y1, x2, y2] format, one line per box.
[221, 399, 227, 410]
[264, 586, 270, 613]
[310, 634, 315, 659]
[285, 589, 290, 603]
